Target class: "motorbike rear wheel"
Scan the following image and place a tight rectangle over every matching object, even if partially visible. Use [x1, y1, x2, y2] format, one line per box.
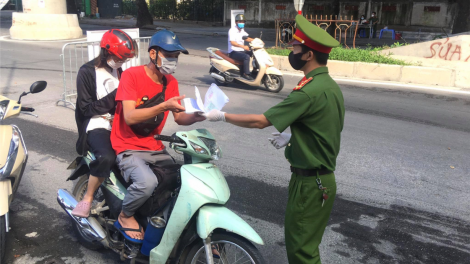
[71, 175, 104, 250]
[0, 215, 5, 264]
[210, 66, 227, 86]
[263, 74, 284, 93]
[181, 232, 265, 264]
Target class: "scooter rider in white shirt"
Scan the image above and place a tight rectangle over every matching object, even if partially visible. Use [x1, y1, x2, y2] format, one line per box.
[228, 14, 255, 81]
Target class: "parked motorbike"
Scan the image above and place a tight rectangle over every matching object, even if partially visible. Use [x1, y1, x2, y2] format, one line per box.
[0, 81, 47, 263]
[207, 36, 284, 93]
[57, 129, 265, 264]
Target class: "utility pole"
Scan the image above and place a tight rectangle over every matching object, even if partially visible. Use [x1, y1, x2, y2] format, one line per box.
[223, 0, 226, 26]
[258, 0, 262, 24]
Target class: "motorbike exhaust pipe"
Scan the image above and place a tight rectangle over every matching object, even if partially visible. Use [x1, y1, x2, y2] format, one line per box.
[210, 72, 226, 82]
[57, 189, 108, 246]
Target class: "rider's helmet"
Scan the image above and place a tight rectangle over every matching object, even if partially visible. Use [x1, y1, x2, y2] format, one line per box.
[100, 29, 138, 60]
[148, 30, 188, 54]
[235, 14, 245, 22]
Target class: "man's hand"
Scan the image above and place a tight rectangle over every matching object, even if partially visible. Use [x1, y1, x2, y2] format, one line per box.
[243, 45, 250, 51]
[268, 132, 291, 149]
[174, 112, 206, 125]
[163, 95, 185, 113]
[193, 113, 206, 122]
[204, 109, 226, 122]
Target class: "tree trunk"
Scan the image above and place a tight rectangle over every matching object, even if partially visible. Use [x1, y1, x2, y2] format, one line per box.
[452, 0, 470, 34]
[328, 0, 340, 38]
[135, 0, 153, 28]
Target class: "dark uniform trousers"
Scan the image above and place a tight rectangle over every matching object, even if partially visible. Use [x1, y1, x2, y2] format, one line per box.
[285, 172, 337, 264]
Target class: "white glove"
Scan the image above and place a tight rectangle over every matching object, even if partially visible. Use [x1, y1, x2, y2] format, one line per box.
[268, 132, 291, 149]
[203, 109, 226, 122]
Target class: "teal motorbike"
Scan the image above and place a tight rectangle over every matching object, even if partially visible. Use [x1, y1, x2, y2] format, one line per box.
[57, 129, 265, 264]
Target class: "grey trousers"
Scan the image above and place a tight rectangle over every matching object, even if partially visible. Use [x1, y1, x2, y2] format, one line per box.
[116, 149, 174, 217]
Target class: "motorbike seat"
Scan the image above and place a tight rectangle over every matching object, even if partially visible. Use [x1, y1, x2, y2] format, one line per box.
[215, 50, 243, 66]
[111, 165, 131, 188]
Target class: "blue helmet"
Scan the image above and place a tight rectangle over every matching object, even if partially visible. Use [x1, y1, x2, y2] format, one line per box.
[148, 30, 188, 54]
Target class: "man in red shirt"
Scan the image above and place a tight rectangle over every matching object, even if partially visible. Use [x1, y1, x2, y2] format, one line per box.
[111, 30, 205, 240]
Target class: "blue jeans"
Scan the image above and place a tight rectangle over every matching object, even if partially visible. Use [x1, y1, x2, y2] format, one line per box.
[229, 50, 251, 75]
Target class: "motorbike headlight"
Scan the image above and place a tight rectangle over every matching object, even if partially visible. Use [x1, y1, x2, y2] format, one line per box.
[189, 141, 208, 155]
[198, 137, 222, 160]
[0, 100, 9, 121]
[0, 126, 20, 180]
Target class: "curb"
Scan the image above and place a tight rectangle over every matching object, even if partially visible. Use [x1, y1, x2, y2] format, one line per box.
[271, 55, 469, 89]
[79, 19, 228, 37]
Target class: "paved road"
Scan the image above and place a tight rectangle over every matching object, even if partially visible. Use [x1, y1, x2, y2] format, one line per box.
[1, 12, 470, 264]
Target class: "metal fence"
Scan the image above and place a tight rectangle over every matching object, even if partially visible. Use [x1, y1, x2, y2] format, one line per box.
[57, 37, 151, 109]
[122, 0, 224, 22]
[275, 15, 359, 49]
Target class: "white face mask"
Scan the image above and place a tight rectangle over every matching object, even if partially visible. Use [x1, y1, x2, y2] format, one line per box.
[372, 14, 375, 17]
[107, 59, 123, 69]
[155, 54, 178, 75]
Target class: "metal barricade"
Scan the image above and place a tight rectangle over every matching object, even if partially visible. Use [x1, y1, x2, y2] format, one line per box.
[57, 37, 151, 109]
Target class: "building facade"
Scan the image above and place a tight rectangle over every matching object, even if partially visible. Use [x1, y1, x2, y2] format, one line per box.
[225, 0, 470, 33]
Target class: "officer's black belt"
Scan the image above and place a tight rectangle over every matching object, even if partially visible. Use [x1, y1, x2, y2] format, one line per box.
[290, 166, 333, 177]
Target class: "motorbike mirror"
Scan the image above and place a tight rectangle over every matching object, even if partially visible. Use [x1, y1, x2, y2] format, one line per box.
[242, 36, 248, 40]
[30, 81, 47, 94]
[19, 81, 47, 103]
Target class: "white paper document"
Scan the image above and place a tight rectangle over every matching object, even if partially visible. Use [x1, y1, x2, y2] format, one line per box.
[183, 83, 229, 114]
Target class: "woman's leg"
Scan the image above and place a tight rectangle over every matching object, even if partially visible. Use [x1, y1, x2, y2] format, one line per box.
[72, 129, 115, 218]
[82, 175, 105, 203]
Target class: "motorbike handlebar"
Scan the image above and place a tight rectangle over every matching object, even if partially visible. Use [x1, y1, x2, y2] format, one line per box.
[154, 134, 185, 145]
[20, 107, 35, 112]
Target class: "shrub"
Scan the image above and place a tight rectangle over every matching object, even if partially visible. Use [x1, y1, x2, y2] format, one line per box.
[266, 46, 410, 66]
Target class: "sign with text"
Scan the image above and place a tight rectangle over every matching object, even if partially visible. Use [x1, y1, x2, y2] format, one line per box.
[293, 0, 305, 13]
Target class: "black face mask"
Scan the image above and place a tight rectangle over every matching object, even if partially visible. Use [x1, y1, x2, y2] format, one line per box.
[288, 51, 307, 71]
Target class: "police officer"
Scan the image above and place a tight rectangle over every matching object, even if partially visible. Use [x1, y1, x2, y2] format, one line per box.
[204, 15, 345, 264]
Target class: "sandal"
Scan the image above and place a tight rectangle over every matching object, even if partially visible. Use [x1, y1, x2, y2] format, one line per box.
[212, 244, 221, 259]
[113, 220, 144, 243]
[71, 201, 92, 218]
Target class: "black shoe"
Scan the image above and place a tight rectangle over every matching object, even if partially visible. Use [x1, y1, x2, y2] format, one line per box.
[242, 74, 254, 81]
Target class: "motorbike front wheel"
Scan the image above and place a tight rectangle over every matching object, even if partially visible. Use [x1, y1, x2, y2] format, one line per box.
[182, 232, 265, 264]
[263, 74, 284, 93]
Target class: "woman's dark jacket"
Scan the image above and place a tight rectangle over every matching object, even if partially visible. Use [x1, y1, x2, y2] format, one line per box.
[75, 59, 121, 156]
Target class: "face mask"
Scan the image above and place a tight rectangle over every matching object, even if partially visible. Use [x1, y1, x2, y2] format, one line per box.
[107, 59, 123, 69]
[361, 17, 364, 19]
[372, 14, 375, 17]
[288, 51, 307, 71]
[237, 23, 245, 29]
[153, 54, 178, 75]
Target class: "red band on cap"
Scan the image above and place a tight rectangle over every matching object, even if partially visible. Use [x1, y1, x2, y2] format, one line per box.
[293, 30, 333, 54]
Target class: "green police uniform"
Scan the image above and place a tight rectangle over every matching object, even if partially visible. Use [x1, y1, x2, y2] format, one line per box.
[263, 15, 345, 264]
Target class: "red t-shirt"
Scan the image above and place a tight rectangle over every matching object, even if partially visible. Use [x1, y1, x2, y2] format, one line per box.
[111, 66, 180, 154]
